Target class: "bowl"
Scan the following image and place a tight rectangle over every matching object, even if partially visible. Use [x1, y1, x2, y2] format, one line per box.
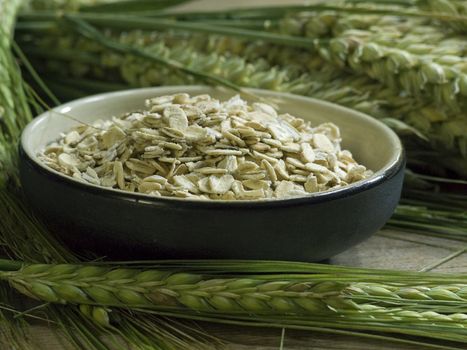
[20, 86, 405, 261]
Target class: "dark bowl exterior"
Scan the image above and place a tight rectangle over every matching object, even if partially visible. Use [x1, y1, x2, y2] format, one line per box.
[19, 145, 405, 261]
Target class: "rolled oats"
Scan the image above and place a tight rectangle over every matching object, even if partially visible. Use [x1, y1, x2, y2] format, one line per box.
[39, 94, 373, 200]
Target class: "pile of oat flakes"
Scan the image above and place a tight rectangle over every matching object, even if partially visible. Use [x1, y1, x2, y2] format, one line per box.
[39, 94, 373, 200]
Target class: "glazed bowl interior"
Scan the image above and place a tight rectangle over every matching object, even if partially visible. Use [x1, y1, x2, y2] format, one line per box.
[21, 86, 403, 201]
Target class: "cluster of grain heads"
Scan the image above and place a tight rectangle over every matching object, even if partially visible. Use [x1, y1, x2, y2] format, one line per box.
[19, 29, 409, 123]
[276, 10, 467, 110]
[274, 13, 467, 167]
[340, 38, 464, 108]
[24, 30, 387, 116]
[2, 263, 347, 315]
[2, 262, 467, 341]
[308, 30, 466, 112]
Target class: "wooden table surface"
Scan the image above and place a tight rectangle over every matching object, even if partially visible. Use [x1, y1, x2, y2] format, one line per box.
[18, 1, 467, 349]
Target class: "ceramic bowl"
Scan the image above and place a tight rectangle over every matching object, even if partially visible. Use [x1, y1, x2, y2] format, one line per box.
[20, 86, 405, 261]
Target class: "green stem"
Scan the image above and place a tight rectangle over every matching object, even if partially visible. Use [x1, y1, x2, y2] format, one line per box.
[410, 173, 467, 185]
[142, 3, 467, 22]
[20, 12, 319, 48]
